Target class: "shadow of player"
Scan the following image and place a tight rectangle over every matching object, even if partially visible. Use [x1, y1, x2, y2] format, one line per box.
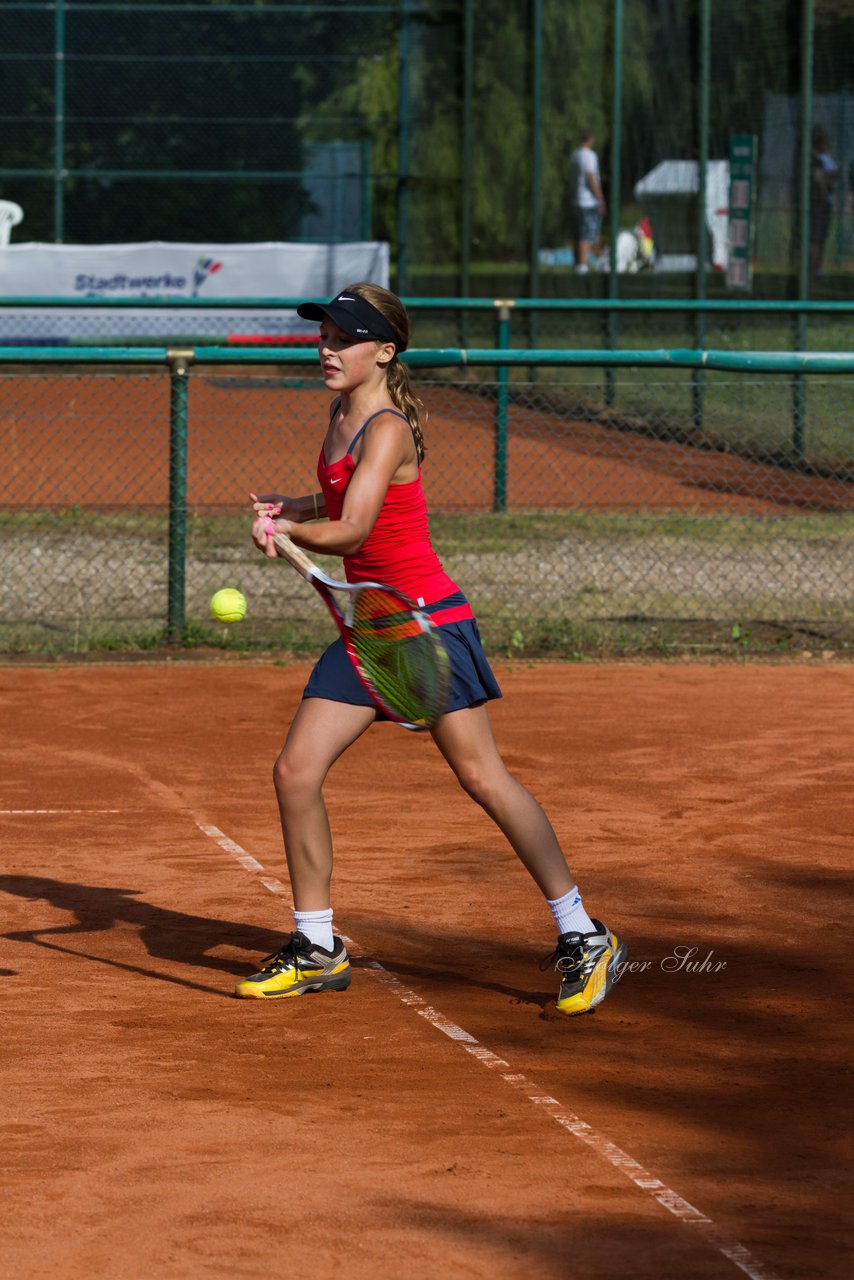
[0, 873, 284, 995]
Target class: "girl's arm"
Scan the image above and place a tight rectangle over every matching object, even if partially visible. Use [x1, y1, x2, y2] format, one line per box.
[267, 415, 413, 558]
[251, 491, 326, 523]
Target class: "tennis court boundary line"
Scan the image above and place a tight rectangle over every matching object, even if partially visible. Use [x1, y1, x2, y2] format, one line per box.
[199, 819, 782, 1280]
[0, 808, 122, 814]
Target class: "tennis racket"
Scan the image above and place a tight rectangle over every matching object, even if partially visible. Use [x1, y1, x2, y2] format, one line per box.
[271, 532, 451, 730]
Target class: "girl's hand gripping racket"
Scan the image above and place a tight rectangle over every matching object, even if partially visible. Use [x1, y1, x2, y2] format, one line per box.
[271, 532, 451, 730]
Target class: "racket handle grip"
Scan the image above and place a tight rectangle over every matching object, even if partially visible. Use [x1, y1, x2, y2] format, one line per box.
[271, 532, 316, 580]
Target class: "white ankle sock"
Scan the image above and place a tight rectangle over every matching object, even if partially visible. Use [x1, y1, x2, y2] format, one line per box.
[547, 887, 596, 937]
[293, 907, 334, 951]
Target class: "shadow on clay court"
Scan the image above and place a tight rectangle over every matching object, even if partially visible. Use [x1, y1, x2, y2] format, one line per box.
[2, 869, 850, 1194]
[369, 1198, 704, 1278]
[0, 874, 285, 996]
[354, 875, 851, 1183]
[368, 946, 554, 1011]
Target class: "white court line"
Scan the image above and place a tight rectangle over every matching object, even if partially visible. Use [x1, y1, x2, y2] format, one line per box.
[0, 808, 122, 815]
[198, 820, 781, 1280]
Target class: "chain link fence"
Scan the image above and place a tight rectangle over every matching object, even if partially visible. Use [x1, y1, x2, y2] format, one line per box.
[2, 1, 852, 296]
[1, 349, 852, 659]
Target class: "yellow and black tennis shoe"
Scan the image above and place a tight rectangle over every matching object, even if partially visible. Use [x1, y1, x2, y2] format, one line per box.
[542, 920, 627, 1016]
[235, 932, 352, 1000]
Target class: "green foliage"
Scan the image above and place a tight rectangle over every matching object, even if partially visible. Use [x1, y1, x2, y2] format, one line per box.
[297, 30, 400, 245]
[3, 1, 852, 276]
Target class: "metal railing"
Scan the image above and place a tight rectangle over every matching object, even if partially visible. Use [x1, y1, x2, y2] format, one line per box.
[3, 292, 853, 444]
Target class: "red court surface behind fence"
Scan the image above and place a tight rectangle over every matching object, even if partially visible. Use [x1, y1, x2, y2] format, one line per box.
[1, 661, 851, 1279]
[6, 375, 853, 514]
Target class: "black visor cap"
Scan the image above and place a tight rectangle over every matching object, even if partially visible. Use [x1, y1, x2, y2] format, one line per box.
[297, 291, 404, 350]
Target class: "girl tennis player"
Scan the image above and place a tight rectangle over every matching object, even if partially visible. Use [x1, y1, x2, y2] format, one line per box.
[237, 283, 627, 1016]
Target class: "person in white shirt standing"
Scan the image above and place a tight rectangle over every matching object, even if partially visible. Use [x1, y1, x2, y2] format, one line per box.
[569, 127, 607, 274]
[809, 125, 839, 284]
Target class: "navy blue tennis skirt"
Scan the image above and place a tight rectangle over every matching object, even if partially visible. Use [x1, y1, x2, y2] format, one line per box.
[303, 614, 502, 718]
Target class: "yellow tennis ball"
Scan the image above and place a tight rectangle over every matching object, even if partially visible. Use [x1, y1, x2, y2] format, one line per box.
[210, 588, 247, 624]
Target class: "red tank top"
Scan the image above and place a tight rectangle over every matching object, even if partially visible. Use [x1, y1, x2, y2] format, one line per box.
[317, 408, 472, 624]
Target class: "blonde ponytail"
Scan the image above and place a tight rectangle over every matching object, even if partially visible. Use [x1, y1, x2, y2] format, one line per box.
[386, 358, 427, 461]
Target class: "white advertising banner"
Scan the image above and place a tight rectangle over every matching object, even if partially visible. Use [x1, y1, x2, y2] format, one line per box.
[0, 240, 390, 341]
[0, 240, 389, 299]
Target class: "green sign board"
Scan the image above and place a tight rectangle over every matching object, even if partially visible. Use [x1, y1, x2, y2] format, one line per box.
[726, 134, 758, 290]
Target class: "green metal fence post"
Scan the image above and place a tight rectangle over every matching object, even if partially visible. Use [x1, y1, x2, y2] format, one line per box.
[692, 0, 711, 431]
[396, 0, 413, 294]
[605, 0, 624, 408]
[460, 0, 474, 346]
[54, 0, 66, 241]
[167, 349, 193, 645]
[493, 303, 513, 512]
[528, 0, 543, 370]
[794, 0, 815, 460]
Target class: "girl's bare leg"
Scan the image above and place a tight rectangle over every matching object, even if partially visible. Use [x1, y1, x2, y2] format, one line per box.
[430, 704, 575, 900]
[273, 698, 376, 911]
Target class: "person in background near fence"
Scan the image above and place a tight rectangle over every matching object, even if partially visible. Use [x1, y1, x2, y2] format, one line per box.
[809, 125, 839, 284]
[237, 281, 627, 1016]
[569, 127, 607, 274]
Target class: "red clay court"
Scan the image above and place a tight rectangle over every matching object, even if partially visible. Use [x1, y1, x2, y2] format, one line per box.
[1, 660, 850, 1279]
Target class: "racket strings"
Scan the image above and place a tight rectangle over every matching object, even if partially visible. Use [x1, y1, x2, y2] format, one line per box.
[350, 587, 451, 726]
